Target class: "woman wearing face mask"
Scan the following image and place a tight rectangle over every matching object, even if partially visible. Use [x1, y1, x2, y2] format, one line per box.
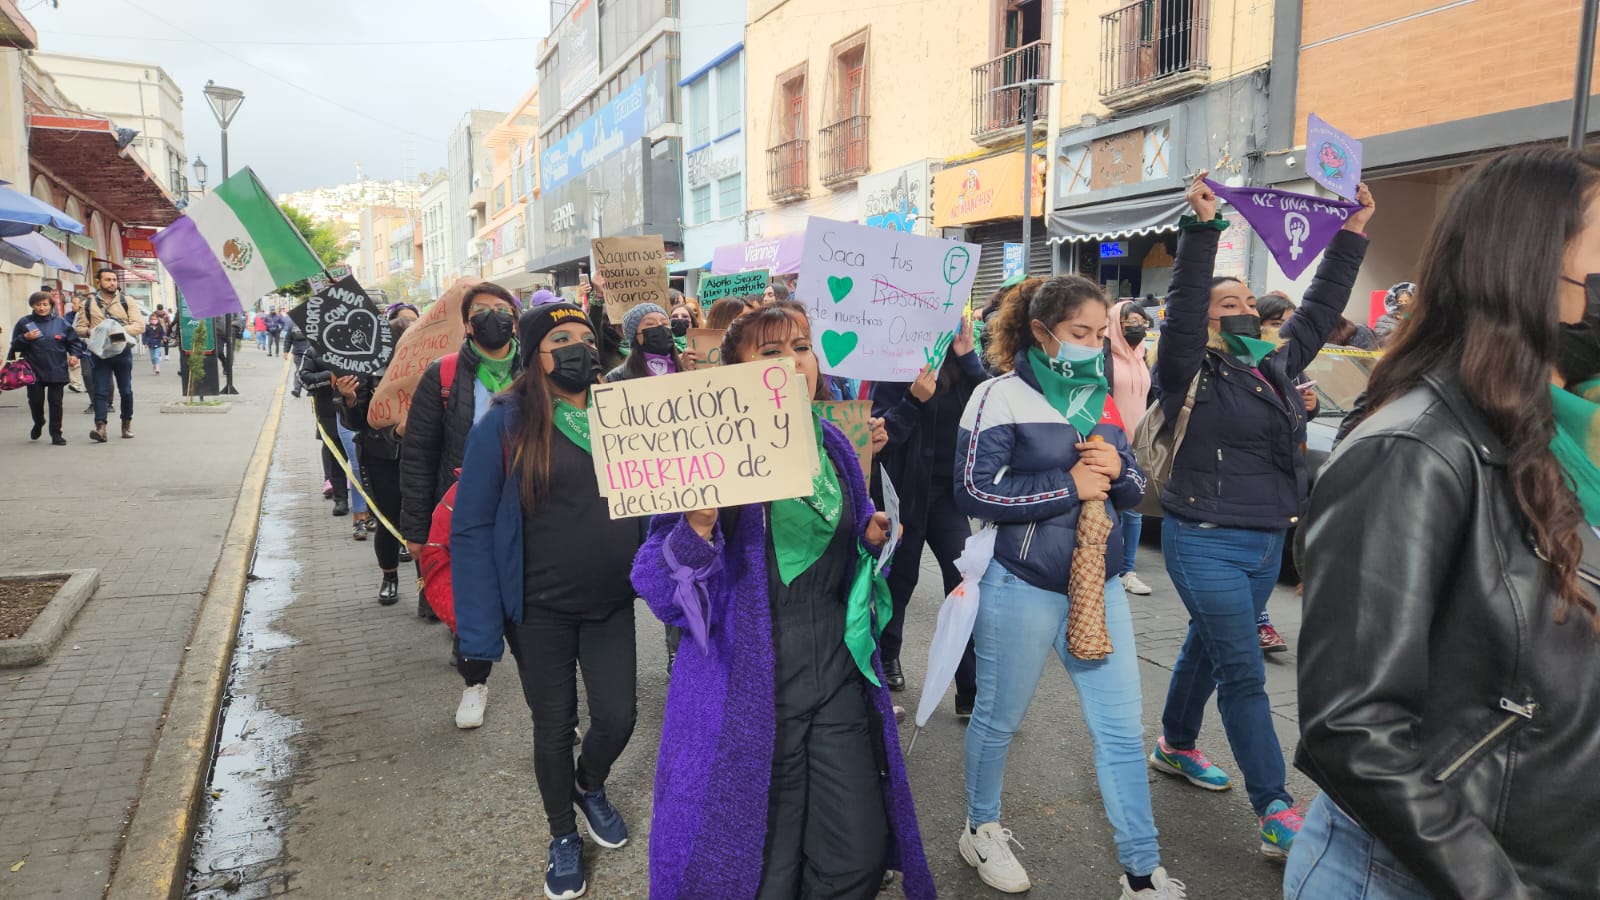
[452, 303, 638, 900]
[399, 282, 522, 730]
[1147, 171, 1373, 860]
[1109, 301, 1155, 596]
[670, 300, 700, 365]
[1372, 281, 1415, 347]
[955, 277, 1185, 899]
[604, 303, 684, 383]
[1289, 146, 1600, 900]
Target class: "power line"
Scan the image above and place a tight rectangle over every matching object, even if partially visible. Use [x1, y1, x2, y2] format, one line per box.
[49, 30, 544, 47]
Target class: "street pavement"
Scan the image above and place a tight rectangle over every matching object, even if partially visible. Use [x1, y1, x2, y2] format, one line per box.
[0, 342, 289, 898]
[187, 387, 1315, 900]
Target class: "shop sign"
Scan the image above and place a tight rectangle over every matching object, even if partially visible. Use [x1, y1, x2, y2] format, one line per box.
[121, 226, 157, 260]
[541, 61, 669, 194]
[1099, 241, 1128, 259]
[859, 160, 933, 235]
[1001, 243, 1024, 283]
[686, 144, 740, 190]
[932, 151, 1044, 228]
[557, 0, 601, 109]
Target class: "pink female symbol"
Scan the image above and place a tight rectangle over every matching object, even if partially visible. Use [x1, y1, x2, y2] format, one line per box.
[762, 365, 789, 410]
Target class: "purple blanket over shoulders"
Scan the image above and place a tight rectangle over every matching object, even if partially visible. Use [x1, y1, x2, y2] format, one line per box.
[631, 421, 936, 900]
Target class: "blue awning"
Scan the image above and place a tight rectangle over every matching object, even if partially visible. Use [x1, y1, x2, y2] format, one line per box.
[0, 181, 85, 239]
[0, 230, 83, 272]
[669, 259, 711, 274]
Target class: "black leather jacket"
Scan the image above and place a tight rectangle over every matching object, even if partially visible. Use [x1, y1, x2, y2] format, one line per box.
[1298, 373, 1600, 899]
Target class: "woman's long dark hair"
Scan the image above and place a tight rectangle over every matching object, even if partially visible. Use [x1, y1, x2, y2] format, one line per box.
[502, 313, 597, 510]
[722, 300, 828, 400]
[985, 276, 1109, 372]
[1361, 146, 1600, 632]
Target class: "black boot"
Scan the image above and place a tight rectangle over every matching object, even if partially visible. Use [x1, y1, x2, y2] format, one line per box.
[417, 586, 438, 621]
[332, 498, 350, 516]
[884, 657, 906, 692]
[378, 572, 399, 606]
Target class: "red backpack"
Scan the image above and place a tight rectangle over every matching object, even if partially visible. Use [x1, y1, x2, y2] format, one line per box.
[415, 354, 461, 630]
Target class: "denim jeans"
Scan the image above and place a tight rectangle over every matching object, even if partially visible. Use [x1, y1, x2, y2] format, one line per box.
[1119, 510, 1143, 575]
[149, 346, 162, 369]
[1283, 795, 1431, 900]
[1160, 516, 1291, 815]
[91, 348, 134, 424]
[255, 331, 268, 350]
[966, 561, 1160, 876]
[336, 420, 368, 515]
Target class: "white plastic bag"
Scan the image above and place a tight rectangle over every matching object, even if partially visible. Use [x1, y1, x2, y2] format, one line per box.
[913, 526, 997, 731]
[88, 317, 129, 359]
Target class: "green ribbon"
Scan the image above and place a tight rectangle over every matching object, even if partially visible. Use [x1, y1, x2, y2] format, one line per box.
[844, 543, 893, 687]
[1222, 332, 1277, 366]
[1550, 381, 1600, 525]
[552, 397, 591, 454]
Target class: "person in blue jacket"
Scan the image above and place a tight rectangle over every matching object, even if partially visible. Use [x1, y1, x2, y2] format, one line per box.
[450, 302, 637, 900]
[9, 290, 86, 445]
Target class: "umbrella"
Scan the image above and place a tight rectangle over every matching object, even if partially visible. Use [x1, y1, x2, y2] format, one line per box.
[908, 526, 997, 753]
[1066, 436, 1116, 660]
[0, 231, 83, 273]
[0, 183, 85, 238]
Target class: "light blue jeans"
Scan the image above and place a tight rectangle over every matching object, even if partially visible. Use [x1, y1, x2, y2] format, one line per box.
[1119, 510, 1142, 575]
[1283, 794, 1431, 899]
[336, 419, 368, 515]
[965, 561, 1160, 876]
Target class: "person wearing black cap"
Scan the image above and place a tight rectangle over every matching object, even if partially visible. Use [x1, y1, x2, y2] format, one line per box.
[451, 302, 639, 900]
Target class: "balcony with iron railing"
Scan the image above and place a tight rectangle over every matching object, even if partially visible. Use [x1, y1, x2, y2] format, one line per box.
[767, 139, 809, 203]
[1099, 0, 1210, 111]
[971, 40, 1050, 144]
[820, 115, 870, 187]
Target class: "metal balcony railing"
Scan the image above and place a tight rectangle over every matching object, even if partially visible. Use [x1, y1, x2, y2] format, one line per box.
[820, 115, 869, 186]
[1100, 0, 1210, 100]
[971, 40, 1050, 140]
[767, 139, 809, 202]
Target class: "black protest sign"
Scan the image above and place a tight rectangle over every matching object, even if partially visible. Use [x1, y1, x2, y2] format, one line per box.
[288, 274, 395, 376]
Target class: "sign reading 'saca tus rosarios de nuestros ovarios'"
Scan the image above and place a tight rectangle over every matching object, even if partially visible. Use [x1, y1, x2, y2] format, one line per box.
[287, 270, 394, 377]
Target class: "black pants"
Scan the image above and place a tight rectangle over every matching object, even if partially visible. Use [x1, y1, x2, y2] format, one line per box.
[756, 679, 889, 900]
[316, 413, 348, 501]
[361, 454, 402, 571]
[882, 477, 977, 698]
[268, 332, 282, 356]
[504, 603, 638, 837]
[26, 382, 64, 438]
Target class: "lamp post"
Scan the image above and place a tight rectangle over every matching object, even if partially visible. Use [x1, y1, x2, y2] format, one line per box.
[202, 81, 244, 394]
[998, 79, 1067, 279]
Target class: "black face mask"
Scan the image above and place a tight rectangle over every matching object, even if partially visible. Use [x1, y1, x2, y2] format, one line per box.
[470, 310, 514, 351]
[1557, 274, 1600, 385]
[1218, 314, 1262, 339]
[640, 324, 675, 355]
[389, 318, 412, 339]
[547, 343, 600, 392]
[670, 318, 690, 337]
[1122, 324, 1148, 346]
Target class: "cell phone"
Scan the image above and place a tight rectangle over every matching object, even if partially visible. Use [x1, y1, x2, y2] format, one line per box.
[1297, 380, 1318, 391]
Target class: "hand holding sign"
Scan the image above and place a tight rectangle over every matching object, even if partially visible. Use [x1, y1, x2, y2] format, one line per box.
[1203, 178, 1365, 280]
[1186, 171, 1218, 221]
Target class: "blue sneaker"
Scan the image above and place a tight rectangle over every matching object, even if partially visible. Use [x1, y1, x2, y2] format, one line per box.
[573, 778, 629, 849]
[544, 832, 585, 900]
[1258, 799, 1304, 860]
[1148, 737, 1233, 791]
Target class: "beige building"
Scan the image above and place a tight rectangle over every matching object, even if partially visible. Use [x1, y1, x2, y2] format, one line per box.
[357, 206, 411, 289]
[476, 88, 541, 298]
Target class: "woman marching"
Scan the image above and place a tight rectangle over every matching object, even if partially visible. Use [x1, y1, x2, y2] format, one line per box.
[631, 301, 934, 900]
[451, 302, 638, 900]
[1107, 299, 1155, 596]
[954, 276, 1185, 898]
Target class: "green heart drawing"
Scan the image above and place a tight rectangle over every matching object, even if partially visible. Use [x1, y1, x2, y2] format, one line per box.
[827, 276, 853, 304]
[822, 330, 859, 366]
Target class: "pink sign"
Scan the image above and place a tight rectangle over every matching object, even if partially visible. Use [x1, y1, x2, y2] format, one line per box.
[711, 233, 805, 276]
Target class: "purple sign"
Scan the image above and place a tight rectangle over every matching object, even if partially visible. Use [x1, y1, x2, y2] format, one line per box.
[711, 234, 805, 276]
[1206, 179, 1362, 280]
[1306, 113, 1362, 201]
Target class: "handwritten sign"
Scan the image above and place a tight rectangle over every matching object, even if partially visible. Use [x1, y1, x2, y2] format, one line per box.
[698, 269, 768, 309]
[813, 399, 873, 481]
[685, 327, 725, 370]
[1306, 113, 1362, 201]
[286, 273, 393, 376]
[588, 358, 820, 519]
[796, 217, 981, 382]
[592, 235, 668, 324]
[367, 277, 474, 430]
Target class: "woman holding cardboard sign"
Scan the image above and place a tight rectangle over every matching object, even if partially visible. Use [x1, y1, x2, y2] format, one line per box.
[631, 302, 932, 900]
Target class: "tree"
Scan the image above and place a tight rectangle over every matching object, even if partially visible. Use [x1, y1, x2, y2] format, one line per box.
[280, 204, 346, 299]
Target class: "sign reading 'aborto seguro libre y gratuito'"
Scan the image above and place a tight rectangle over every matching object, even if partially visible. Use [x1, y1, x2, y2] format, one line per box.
[587, 358, 820, 519]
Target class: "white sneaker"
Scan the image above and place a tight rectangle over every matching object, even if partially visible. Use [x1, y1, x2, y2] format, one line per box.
[959, 822, 1030, 893]
[1122, 572, 1154, 595]
[1120, 866, 1188, 899]
[456, 684, 487, 729]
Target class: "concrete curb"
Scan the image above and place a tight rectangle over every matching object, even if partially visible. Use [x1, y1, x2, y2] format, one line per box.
[0, 569, 100, 667]
[105, 371, 287, 900]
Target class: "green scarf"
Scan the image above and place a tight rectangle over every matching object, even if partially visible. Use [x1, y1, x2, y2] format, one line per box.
[673, 333, 688, 353]
[769, 415, 843, 585]
[475, 340, 518, 394]
[844, 544, 892, 688]
[1550, 381, 1600, 525]
[1027, 346, 1109, 438]
[1222, 333, 1278, 367]
[552, 397, 590, 454]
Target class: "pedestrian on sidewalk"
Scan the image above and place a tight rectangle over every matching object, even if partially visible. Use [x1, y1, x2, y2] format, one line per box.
[1290, 146, 1600, 900]
[288, 323, 310, 397]
[253, 312, 269, 351]
[452, 302, 638, 900]
[400, 283, 522, 730]
[1108, 301, 1156, 599]
[266, 306, 286, 356]
[1147, 172, 1373, 861]
[143, 314, 166, 375]
[9, 290, 86, 445]
[869, 314, 985, 711]
[300, 345, 350, 517]
[76, 268, 143, 443]
[632, 302, 932, 900]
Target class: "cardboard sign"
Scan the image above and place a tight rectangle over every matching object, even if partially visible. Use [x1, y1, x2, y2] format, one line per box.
[685, 327, 725, 370]
[813, 399, 873, 481]
[287, 273, 394, 376]
[876, 467, 901, 574]
[1306, 113, 1363, 201]
[1205, 180, 1361, 281]
[796, 217, 981, 382]
[592, 235, 668, 324]
[588, 358, 820, 519]
[367, 277, 475, 430]
[698, 269, 769, 308]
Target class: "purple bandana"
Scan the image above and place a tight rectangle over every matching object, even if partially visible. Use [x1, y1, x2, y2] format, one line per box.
[1206, 179, 1362, 280]
[645, 352, 677, 377]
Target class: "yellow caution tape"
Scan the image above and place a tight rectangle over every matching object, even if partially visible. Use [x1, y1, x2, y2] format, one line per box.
[314, 416, 406, 543]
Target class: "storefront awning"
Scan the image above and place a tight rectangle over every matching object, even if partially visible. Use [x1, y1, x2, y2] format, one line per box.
[489, 268, 545, 294]
[1047, 192, 1191, 244]
[0, 230, 81, 272]
[0, 180, 83, 237]
[669, 259, 710, 274]
[27, 115, 180, 228]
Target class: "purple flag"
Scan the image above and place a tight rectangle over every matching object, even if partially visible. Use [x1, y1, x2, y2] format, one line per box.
[1306, 113, 1363, 201]
[1205, 180, 1362, 280]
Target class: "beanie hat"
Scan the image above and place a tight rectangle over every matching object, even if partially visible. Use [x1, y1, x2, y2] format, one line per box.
[517, 302, 591, 368]
[385, 302, 420, 320]
[1384, 282, 1416, 315]
[621, 302, 668, 345]
[528, 288, 559, 307]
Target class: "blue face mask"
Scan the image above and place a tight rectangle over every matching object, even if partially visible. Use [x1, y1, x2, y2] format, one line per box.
[1053, 337, 1103, 364]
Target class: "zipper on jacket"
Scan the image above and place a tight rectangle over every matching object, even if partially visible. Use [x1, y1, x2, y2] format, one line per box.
[1433, 697, 1538, 782]
[1216, 449, 1224, 496]
[1018, 522, 1037, 560]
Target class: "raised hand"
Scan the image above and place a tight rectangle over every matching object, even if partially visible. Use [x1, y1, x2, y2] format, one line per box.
[1186, 169, 1217, 221]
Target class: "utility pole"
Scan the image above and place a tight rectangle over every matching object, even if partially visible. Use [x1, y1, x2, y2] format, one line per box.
[1572, 0, 1599, 148]
[203, 81, 245, 394]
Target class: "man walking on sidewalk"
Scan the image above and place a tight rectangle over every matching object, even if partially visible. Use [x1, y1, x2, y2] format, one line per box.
[266, 306, 286, 357]
[76, 268, 143, 443]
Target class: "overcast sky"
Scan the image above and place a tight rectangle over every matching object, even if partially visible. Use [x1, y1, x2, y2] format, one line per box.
[28, 0, 549, 194]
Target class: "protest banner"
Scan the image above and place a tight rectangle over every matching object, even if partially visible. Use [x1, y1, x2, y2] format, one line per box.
[1205, 180, 1362, 280]
[813, 398, 873, 481]
[287, 270, 393, 376]
[685, 327, 725, 370]
[1306, 113, 1363, 201]
[588, 358, 820, 519]
[591, 235, 668, 324]
[796, 217, 981, 382]
[698, 269, 769, 309]
[367, 277, 474, 430]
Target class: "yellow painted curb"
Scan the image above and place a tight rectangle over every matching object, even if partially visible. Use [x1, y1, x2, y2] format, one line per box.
[106, 364, 289, 900]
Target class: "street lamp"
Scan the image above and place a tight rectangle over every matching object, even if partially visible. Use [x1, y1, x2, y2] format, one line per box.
[192, 156, 208, 192]
[995, 78, 1068, 278]
[202, 81, 244, 394]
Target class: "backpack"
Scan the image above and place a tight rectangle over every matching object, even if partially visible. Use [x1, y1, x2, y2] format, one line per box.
[1130, 370, 1208, 516]
[437, 352, 459, 408]
[417, 473, 460, 632]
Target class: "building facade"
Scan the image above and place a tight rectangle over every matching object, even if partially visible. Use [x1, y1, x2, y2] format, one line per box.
[420, 176, 453, 299]
[676, 0, 744, 293]
[478, 89, 541, 297]
[447, 108, 507, 279]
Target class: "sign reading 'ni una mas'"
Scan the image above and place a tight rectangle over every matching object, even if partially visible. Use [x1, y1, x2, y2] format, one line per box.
[287, 271, 393, 377]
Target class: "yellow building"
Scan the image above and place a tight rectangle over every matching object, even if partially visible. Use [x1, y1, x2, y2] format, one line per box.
[477, 87, 543, 299]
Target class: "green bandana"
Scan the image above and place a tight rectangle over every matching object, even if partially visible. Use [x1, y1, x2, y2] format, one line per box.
[552, 397, 591, 455]
[1222, 333, 1277, 366]
[1026, 346, 1109, 438]
[769, 415, 843, 585]
[1550, 381, 1600, 525]
[476, 339, 518, 395]
[673, 333, 688, 353]
[844, 544, 892, 687]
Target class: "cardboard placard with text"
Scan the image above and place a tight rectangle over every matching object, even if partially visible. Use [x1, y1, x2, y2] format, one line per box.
[698, 269, 769, 309]
[592, 235, 668, 324]
[367, 277, 476, 430]
[685, 328, 725, 370]
[588, 358, 820, 519]
[286, 272, 394, 377]
[813, 399, 873, 481]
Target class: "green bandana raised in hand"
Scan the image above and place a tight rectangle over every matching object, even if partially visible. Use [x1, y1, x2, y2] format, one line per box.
[1222, 332, 1277, 367]
[1026, 346, 1109, 438]
[1550, 381, 1600, 525]
[475, 339, 518, 395]
[844, 543, 892, 687]
[769, 415, 843, 585]
[552, 397, 591, 454]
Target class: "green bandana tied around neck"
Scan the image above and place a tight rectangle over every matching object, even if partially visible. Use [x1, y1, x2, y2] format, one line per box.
[844, 543, 892, 687]
[673, 334, 688, 353]
[475, 339, 518, 395]
[1026, 346, 1109, 438]
[769, 415, 843, 585]
[552, 397, 590, 454]
[1222, 333, 1278, 367]
[1550, 381, 1600, 525]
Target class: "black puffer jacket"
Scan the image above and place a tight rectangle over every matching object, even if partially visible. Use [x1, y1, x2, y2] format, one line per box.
[338, 374, 402, 462]
[1298, 372, 1600, 899]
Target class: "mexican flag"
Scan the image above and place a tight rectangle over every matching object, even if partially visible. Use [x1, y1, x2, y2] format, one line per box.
[152, 167, 323, 318]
